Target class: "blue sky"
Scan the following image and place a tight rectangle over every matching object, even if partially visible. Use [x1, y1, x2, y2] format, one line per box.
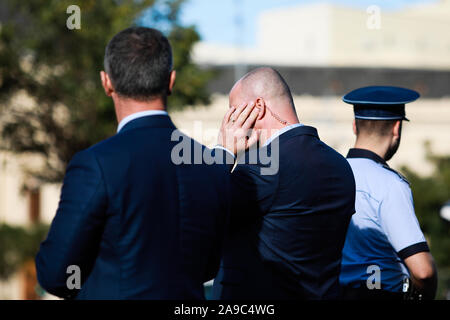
[174, 0, 437, 46]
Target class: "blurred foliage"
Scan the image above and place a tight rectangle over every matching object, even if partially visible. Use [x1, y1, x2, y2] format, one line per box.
[0, 0, 212, 183]
[0, 223, 48, 280]
[401, 144, 450, 299]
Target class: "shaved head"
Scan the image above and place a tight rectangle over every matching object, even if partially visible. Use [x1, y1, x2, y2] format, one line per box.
[229, 67, 298, 131]
[233, 67, 294, 106]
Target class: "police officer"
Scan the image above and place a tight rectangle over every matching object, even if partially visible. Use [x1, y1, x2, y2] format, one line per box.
[339, 86, 438, 300]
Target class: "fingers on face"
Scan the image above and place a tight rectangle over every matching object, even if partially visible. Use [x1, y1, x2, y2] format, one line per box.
[234, 102, 249, 117]
[242, 105, 260, 129]
[232, 102, 249, 124]
[236, 102, 256, 126]
[224, 106, 236, 125]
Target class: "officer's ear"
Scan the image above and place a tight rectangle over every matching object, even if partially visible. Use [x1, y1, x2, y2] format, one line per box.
[352, 119, 357, 136]
[392, 120, 401, 139]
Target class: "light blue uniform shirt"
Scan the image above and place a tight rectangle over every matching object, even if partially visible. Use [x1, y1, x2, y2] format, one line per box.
[340, 148, 429, 292]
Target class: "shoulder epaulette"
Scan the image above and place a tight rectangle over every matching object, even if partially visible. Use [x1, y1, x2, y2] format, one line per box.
[382, 164, 410, 185]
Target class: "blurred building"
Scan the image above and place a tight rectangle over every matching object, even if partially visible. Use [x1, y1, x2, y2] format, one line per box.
[193, 0, 450, 69]
[1, 0, 450, 299]
[0, 152, 60, 299]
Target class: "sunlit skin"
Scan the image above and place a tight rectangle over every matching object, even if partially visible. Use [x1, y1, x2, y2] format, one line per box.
[352, 119, 401, 161]
[219, 67, 300, 153]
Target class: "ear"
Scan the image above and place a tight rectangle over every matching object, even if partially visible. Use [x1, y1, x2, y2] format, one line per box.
[100, 71, 114, 97]
[352, 119, 357, 136]
[167, 70, 176, 96]
[392, 120, 401, 139]
[255, 97, 266, 120]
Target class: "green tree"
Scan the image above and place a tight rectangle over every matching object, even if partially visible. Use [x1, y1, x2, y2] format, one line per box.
[0, 223, 48, 280]
[0, 0, 212, 183]
[401, 144, 450, 299]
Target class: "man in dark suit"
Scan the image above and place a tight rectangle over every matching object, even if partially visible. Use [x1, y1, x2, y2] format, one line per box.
[212, 67, 356, 299]
[35, 27, 230, 299]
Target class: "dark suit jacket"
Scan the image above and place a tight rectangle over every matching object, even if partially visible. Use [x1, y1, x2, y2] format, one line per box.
[212, 125, 355, 300]
[36, 115, 230, 300]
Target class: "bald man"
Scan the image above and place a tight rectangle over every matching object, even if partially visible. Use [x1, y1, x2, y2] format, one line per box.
[212, 67, 356, 300]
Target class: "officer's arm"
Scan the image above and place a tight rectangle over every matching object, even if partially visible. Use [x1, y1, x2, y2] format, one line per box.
[380, 178, 437, 299]
[404, 252, 438, 299]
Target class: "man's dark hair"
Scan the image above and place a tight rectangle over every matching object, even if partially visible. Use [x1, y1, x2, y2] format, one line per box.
[104, 27, 173, 101]
[355, 119, 400, 137]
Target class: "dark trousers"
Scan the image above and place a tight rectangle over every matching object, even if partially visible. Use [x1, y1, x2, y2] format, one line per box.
[341, 285, 403, 300]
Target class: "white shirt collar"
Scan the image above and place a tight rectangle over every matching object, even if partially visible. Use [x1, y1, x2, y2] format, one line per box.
[117, 110, 168, 133]
[263, 123, 304, 147]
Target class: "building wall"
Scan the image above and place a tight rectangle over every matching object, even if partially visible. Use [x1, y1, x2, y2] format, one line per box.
[206, 65, 450, 97]
[329, 2, 450, 69]
[192, 0, 450, 69]
[0, 152, 60, 226]
[0, 153, 29, 226]
[0, 274, 21, 300]
[0, 153, 60, 299]
[258, 3, 332, 66]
